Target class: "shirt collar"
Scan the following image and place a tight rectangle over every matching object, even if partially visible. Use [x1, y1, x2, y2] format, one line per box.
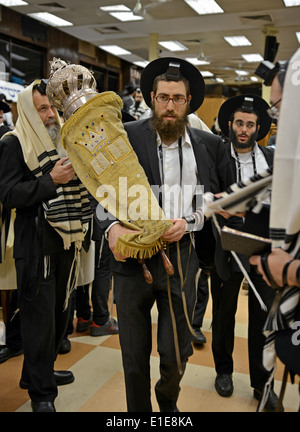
[156, 126, 192, 148]
[231, 142, 259, 160]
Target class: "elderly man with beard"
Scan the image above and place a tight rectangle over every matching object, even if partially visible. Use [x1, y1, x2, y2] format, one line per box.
[209, 95, 281, 411]
[0, 80, 92, 412]
[98, 57, 233, 412]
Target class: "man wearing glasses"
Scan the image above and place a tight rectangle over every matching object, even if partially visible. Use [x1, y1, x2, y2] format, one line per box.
[209, 94, 283, 411]
[98, 57, 233, 412]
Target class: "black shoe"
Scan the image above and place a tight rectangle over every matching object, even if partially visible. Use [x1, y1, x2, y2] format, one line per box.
[31, 401, 56, 412]
[0, 345, 23, 364]
[254, 388, 284, 412]
[76, 316, 92, 332]
[20, 370, 75, 389]
[58, 337, 71, 354]
[215, 373, 234, 397]
[192, 328, 207, 345]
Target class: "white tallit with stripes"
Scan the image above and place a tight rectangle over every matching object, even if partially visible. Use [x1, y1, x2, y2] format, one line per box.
[9, 81, 93, 250]
[256, 49, 300, 411]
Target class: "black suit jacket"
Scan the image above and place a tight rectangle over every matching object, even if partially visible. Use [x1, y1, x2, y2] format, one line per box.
[214, 142, 275, 279]
[97, 118, 234, 274]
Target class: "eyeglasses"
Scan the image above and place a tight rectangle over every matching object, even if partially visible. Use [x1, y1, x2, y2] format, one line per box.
[267, 98, 282, 120]
[155, 94, 188, 105]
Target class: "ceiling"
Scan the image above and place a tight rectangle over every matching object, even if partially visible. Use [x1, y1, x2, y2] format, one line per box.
[8, 0, 300, 85]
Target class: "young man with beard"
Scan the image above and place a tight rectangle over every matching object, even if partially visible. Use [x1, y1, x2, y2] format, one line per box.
[98, 57, 233, 412]
[0, 80, 92, 412]
[210, 95, 281, 411]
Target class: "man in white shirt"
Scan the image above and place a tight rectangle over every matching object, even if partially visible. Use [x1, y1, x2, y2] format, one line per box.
[211, 94, 281, 412]
[97, 57, 233, 412]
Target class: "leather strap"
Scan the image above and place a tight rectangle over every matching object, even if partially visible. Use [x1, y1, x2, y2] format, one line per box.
[260, 253, 281, 290]
[282, 259, 294, 287]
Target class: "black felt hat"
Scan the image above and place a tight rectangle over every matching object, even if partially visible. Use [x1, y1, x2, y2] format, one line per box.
[140, 57, 205, 113]
[0, 98, 10, 113]
[218, 94, 271, 141]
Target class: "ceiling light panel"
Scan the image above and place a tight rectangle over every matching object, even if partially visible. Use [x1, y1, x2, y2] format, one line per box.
[185, 57, 210, 65]
[224, 36, 252, 47]
[109, 12, 143, 21]
[27, 12, 73, 27]
[282, 0, 300, 6]
[200, 71, 214, 77]
[184, 0, 224, 15]
[0, 0, 28, 5]
[241, 53, 264, 62]
[100, 5, 131, 12]
[159, 41, 188, 51]
[99, 45, 132, 55]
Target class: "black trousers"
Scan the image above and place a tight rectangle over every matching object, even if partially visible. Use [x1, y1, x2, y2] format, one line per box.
[113, 239, 199, 412]
[15, 246, 75, 403]
[211, 266, 276, 390]
[67, 236, 112, 332]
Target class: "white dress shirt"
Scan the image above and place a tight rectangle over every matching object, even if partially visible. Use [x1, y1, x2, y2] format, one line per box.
[231, 142, 269, 182]
[157, 128, 198, 219]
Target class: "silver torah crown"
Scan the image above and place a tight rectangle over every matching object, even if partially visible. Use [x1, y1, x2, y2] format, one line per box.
[46, 58, 98, 120]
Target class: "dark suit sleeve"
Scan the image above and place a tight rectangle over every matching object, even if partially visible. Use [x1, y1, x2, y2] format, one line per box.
[0, 136, 58, 209]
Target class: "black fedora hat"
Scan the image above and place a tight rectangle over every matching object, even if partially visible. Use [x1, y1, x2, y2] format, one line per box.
[218, 94, 271, 141]
[140, 57, 205, 113]
[0, 99, 10, 113]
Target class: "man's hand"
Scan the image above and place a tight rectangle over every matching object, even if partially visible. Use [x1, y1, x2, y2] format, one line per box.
[108, 223, 140, 261]
[50, 157, 75, 185]
[161, 218, 186, 243]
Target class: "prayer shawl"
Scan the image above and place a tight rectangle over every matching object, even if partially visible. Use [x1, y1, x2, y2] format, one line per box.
[257, 48, 300, 411]
[61, 91, 173, 260]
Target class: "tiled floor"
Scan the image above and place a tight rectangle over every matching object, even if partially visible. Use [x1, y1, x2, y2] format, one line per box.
[0, 286, 299, 413]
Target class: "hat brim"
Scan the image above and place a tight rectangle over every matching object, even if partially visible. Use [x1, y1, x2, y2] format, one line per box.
[140, 57, 205, 113]
[0, 100, 10, 113]
[218, 94, 271, 141]
[121, 110, 136, 123]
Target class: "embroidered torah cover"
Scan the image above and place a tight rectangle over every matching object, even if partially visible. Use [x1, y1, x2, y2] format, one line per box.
[61, 91, 172, 260]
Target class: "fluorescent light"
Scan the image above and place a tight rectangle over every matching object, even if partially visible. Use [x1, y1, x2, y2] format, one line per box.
[200, 71, 214, 77]
[159, 41, 188, 52]
[27, 12, 73, 27]
[99, 45, 132, 56]
[250, 76, 259, 82]
[224, 36, 252, 47]
[184, 0, 224, 15]
[109, 11, 143, 21]
[242, 53, 264, 62]
[0, 0, 28, 5]
[100, 4, 131, 12]
[235, 70, 249, 76]
[215, 77, 224, 83]
[283, 0, 300, 6]
[185, 57, 210, 65]
[134, 61, 149, 68]
[296, 32, 300, 43]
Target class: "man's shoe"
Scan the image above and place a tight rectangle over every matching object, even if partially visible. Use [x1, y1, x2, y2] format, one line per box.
[0, 345, 23, 364]
[191, 328, 207, 345]
[90, 317, 119, 337]
[254, 388, 284, 412]
[31, 401, 56, 412]
[76, 316, 92, 332]
[58, 337, 71, 354]
[20, 370, 74, 389]
[215, 374, 234, 397]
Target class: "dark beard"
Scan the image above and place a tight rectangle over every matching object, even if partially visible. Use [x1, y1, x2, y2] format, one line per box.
[229, 125, 258, 150]
[150, 103, 189, 142]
